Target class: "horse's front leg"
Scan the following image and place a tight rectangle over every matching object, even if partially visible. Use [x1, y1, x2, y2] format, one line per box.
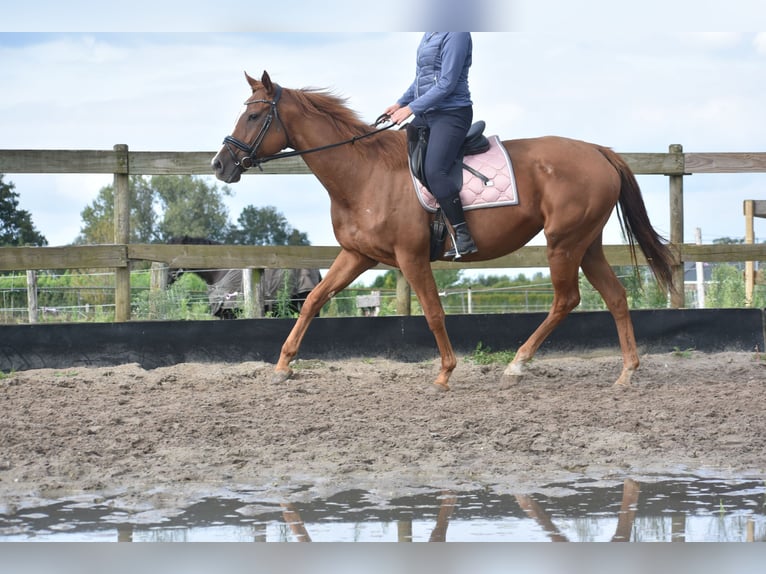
[398, 256, 456, 391]
[271, 249, 375, 383]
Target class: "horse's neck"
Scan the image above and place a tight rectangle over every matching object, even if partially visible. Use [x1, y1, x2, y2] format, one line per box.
[292, 126, 351, 170]
[289, 116, 392, 201]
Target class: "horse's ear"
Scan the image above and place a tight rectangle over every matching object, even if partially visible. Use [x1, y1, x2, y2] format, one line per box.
[261, 70, 274, 95]
[244, 71, 261, 92]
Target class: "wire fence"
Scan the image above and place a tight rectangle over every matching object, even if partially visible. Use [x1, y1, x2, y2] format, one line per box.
[0, 267, 562, 323]
[2, 264, 763, 324]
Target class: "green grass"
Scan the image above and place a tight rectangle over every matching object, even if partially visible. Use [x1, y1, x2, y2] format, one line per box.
[467, 342, 516, 365]
[671, 347, 695, 358]
[291, 359, 327, 371]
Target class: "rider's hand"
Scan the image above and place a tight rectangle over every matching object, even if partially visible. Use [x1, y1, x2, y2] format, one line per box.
[383, 103, 401, 116]
[383, 103, 412, 125]
[389, 105, 412, 125]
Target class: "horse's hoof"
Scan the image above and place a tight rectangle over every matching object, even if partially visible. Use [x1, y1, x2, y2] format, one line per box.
[499, 373, 522, 390]
[613, 370, 634, 387]
[430, 382, 450, 394]
[500, 361, 525, 388]
[270, 368, 293, 384]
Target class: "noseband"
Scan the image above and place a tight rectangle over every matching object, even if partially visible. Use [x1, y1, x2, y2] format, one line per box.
[222, 85, 286, 171]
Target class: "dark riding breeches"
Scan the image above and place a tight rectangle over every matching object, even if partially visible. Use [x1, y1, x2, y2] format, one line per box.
[413, 106, 473, 201]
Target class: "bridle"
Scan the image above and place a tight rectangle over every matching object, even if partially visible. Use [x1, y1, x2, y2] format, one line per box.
[222, 85, 288, 171]
[221, 84, 399, 172]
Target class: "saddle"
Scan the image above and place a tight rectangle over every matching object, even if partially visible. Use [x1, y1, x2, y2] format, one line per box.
[406, 121, 490, 188]
[407, 121, 491, 261]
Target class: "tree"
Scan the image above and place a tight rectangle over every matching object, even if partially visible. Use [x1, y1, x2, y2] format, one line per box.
[713, 237, 745, 245]
[77, 175, 156, 244]
[0, 174, 47, 246]
[76, 176, 313, 249]
[77, 175, 232, 244]
[227, 205, 310, 246]
[153, 175, 232, 242]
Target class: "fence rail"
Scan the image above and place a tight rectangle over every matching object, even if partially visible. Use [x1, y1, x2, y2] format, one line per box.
[1, 145, 766, 320]
[2, 243, 766, 273]
[2, 148, 766, 176]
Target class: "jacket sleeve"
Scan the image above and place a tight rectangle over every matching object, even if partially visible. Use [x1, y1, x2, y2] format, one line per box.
[408, 33, 470, 115]
[397, 79, 417, 107]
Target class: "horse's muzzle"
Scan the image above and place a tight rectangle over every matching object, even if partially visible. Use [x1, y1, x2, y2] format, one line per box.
[211, 151, 242, 183]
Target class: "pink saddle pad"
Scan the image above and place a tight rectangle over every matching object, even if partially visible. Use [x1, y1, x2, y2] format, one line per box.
[412, 135, 519, 212]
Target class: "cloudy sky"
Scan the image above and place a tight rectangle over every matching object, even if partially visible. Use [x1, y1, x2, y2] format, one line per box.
[2, 2, 765, 281]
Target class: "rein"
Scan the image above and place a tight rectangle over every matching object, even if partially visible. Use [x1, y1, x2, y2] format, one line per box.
[222, 85, 399, 172]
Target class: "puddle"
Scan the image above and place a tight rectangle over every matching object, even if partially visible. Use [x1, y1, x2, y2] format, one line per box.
[1, 476, 765, 542]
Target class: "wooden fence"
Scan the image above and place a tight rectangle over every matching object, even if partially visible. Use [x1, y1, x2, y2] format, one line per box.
[1, 145, 766, 321]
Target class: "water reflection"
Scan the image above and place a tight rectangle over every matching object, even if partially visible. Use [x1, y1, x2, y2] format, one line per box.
[1, 477, 764, 542]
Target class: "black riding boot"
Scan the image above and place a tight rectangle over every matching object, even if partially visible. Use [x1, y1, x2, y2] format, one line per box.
[441, 194, 478, 259]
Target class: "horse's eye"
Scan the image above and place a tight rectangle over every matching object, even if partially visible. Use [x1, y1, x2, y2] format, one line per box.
[248, 113, 260, 121]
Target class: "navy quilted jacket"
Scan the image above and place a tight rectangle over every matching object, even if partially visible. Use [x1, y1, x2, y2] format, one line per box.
[396, 32, 473, 115]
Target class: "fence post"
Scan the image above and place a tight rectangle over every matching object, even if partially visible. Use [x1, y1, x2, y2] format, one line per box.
[694, 227, 705, 308]
[396, 270, 411, 315]
[150, 262, 168, 291]
[149, 262, 168, 319]
[26, 269, 38, 323]
[668, 144, 685, 308]
[113, 144, 131, 321]
[242, 268, 264, 318]
[744, 199, 755, 307]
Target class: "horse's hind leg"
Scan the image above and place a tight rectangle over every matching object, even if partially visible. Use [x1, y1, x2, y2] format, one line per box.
[271, 249, 375, 383]
[503, 249, 582, 383]
[580, 242, 639, 386]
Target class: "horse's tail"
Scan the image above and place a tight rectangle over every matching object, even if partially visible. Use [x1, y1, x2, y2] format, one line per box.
[596, 146, 676, 295]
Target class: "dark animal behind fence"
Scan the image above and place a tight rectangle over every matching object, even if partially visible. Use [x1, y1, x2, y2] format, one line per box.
[166, 236, 321, 318]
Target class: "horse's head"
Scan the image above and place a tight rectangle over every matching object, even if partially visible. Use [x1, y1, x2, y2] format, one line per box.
[212, 70, 290, 184]
[167, 267, 185, 286]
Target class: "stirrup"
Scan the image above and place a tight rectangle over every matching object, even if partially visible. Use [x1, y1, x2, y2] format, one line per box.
[444, 244, 478, 260]
[444, 230, 478, 260]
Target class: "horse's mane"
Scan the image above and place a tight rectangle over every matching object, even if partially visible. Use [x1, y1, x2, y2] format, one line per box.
[290, 87, 407, 170]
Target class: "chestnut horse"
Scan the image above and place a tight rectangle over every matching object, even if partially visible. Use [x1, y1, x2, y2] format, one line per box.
[212, 71, 674, 391]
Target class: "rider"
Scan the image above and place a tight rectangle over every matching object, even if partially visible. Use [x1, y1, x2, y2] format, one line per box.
[384, 32, 478, 259]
